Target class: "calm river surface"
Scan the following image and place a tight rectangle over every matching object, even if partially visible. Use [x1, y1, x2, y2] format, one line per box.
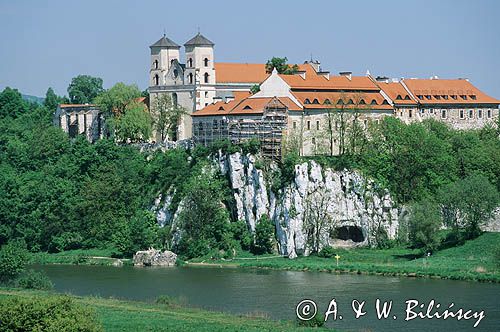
[36, 265, 499, 332]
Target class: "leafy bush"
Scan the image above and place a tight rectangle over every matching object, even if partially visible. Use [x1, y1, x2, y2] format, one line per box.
[0, 295, 103, 332]
[15, 269, 53, 290]
[408, 201, 441, 253]
[228, 220, 253, 251]
[49, 232, 83, 252]
[0, 240, 29, 282]
[318, 246, 336, 258]
[251, 215, 275, 255]
[297, 312, 325, 327]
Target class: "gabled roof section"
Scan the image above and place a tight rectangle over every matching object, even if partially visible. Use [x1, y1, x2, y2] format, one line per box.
[193, 96, 300, 117]
[403, 79, 500, 105]
[184, 33, 215, 47]
[291, 91, 392, 110]
[214, 63, 311, 84]
[280, 65, 379, 91]
[150, 35, 181, 49]
[376, 81, 417, 105]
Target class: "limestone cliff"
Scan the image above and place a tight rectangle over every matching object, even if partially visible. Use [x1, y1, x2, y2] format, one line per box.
[154, 152, 402, 258]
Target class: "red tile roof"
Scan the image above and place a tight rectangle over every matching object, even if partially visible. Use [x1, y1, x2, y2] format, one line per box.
[292, 91, 393, 110]
[376, 82, 417, 105]
[403, 79, 500, 105]
[214, 63, 310, 84]
[193, 96, 300, 116]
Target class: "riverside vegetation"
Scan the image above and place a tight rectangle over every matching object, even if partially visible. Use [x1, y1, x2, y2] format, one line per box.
[1, 80, 500, 274]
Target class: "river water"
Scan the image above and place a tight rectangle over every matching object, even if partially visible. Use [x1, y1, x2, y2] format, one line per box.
[35, 265, 499, 332]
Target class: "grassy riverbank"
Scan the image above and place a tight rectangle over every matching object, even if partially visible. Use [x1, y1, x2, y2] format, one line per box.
[189, 232, 500, 283]
[0, 288, 328, 332]
[32, 233, 500, 282]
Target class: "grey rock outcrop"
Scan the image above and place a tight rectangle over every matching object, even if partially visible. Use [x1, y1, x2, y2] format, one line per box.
[154, 152, 402, 258]
[133, 249, 177, 267]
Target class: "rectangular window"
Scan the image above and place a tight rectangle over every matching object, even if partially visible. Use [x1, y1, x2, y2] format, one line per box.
[293, 121, 297, 129]
[487, 109, 492, 118]
[460, 109, 465, 119]
[478, 109, 483, 118]
[307, 121, 311, 130]
[441, 109, 447, 119]
[468, 109, 474, 119]
[316, 120, 320, 130]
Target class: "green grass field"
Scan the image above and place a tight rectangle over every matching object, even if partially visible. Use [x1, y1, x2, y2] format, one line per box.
[0, 288, 329, 332]
[190, 232, 500, 282]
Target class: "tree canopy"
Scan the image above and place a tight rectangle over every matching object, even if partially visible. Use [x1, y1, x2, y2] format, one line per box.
[94, 82, 142, 115]
[67, 75, 104, 104]
[265, 57, 299, 74]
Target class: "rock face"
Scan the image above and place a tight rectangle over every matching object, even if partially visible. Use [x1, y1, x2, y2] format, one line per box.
[153, 152, 402, 258]
[133, 249, 177, 267]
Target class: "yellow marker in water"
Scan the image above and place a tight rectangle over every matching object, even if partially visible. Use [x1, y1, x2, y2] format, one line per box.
[335, 254, 340, 267]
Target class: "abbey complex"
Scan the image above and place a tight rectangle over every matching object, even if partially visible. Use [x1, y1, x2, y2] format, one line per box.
[55, 32, 500, 156]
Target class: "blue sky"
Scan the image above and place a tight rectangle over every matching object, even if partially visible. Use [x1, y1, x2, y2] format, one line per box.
[1, 0, 499, 98]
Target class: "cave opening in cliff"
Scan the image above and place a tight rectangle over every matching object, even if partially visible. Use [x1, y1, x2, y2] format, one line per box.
[334, 226, 365, 243]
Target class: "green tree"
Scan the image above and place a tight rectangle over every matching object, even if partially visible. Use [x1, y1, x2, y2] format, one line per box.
[94, 82, 141, 116]
[67, 75, 104, 104]
[250, 84, 260, 94]
[0, 240, 29, 282]
[265, 57, 299, 74]
[0, 87, 27, 118]
[408, 201, 441, 253]
[44, 87, 68, 111]
[175, 170, 231, 259]
[152, 93, 188, 142]
[251, 215, 275, 255]
[110, 101, 152, 142]
[439, 174, 499, 239]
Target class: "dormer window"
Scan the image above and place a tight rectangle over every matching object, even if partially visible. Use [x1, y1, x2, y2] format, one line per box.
[470, 95, 477, 100]
[417, 95, 423, 100]
[451, 95, 457, 100]
[243, 105, 252, 110]
[404, 95, 411, 100]
[370, 99, 377, 105]
[304, 99, 311, 104]
[218, 106, 224, 111]
[204, 58, 209, 67]
[153, 60, 159, 69]
[382, 100, 389, 105]
[337, 99, 344, 105]
[425, 95, 431, 100]
[312, 99, 319, 104]
[434, 95, 441, 100]
[324, 99, 331, 105]
[396, 95, 403, 100]
[347, 99, 354, 105]
[460, 95, 467, 100]
[188, 58, 193, 67]
[359, 99, 366, 105]
[443, 95, 448, 100]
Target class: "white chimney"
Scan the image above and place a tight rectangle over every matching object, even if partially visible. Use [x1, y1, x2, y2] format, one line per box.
[339, 71, 352, 80]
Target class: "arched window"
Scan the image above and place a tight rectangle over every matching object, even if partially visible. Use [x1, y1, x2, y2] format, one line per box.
[468, 109, 474, 118]
[204, 72, 209, 83]
[188, 58, 193, 67]
[173, 69, 178, 78]
[304, 99, 311, 104]
[409, 109, 413, 118]
[478, 109, 483, 118]
[324, 99, 331, 105]
[172, 93, 178, 108]
[347, 99, 354, 105]
[204, 58, 209, 67]
[188, 73, 193, 84]
[312, 99, 319, 104]
[370, 99, 377, 105]
[359, 99, 366, 105]
[154, 74, 159, 85]
[312, 137, 316, 145]
[153, 60, 159, 69]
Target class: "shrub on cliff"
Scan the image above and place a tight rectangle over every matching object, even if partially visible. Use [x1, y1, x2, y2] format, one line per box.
[251, 215, 275, 255]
